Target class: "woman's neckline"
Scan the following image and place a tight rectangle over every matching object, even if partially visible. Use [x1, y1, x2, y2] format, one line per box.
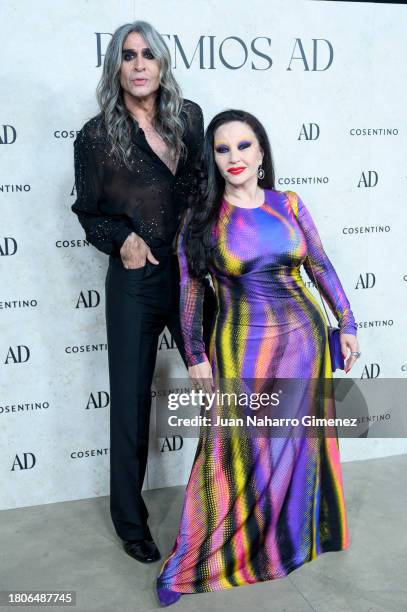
[222, 188, 272, 210]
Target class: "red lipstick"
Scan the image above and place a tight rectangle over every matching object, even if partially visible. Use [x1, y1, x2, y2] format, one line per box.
[227, 167, 246, 175]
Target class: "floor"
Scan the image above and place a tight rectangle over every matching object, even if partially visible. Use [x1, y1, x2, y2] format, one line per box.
[1, 454, 406, 612]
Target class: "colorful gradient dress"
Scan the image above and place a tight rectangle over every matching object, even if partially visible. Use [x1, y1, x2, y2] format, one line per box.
[156, 188, 357, 600]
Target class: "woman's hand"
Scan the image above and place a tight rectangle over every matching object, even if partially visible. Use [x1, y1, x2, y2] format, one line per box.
[188, 359, 214, 396]
[120, 232, 159, 269]
[340, 333, 361, 374]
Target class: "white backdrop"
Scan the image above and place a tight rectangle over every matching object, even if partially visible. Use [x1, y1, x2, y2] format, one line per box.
[1, 0, 407, 511]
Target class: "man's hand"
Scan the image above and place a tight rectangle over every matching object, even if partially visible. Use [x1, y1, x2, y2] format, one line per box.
[120, 232, 159, 269]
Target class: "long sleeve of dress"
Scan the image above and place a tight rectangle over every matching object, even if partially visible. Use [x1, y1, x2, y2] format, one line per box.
[290, 191, 358, 336]
[176, 210, 209, 367]
[71, 123, 133, 256]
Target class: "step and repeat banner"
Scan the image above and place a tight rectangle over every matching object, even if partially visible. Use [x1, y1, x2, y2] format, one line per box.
[1, 0, 406, 510]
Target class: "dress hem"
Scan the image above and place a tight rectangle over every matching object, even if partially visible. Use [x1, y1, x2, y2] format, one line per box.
[156, 541, 350, 594]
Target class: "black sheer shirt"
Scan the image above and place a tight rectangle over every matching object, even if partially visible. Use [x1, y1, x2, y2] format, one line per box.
[71, 99, 204, 257]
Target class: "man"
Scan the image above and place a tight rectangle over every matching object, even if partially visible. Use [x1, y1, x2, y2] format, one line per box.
[72, 20, 214, 564]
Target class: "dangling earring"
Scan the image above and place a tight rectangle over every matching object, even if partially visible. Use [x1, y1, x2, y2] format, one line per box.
[257, 164, 265, 180]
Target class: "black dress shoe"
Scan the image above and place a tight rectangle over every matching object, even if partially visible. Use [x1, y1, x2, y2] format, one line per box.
[123, 538, 161, 563]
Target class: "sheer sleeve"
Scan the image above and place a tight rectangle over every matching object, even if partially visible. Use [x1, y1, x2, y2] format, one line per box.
[176, 210, 209, 367]
[288, 190, 358, 336]
[71, 121, 133, 256]
[173, 100, 204, 214]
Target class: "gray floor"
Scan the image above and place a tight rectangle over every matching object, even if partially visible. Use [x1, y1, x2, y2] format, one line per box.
[1, 454, 406, 612]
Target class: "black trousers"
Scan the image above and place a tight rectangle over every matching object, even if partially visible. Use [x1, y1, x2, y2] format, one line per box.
[105, 252, 215, 541]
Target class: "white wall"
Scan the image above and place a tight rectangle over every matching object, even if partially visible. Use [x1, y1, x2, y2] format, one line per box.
[1, 0, 406, 510]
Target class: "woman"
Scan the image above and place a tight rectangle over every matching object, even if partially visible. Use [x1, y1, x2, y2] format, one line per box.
[155, 109, 360, 605]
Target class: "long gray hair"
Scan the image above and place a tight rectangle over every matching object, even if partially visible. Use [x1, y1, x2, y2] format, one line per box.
[96, 20, 187, 169]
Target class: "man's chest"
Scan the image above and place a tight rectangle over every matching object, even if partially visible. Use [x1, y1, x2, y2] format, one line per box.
[142, 130, 179, 176]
